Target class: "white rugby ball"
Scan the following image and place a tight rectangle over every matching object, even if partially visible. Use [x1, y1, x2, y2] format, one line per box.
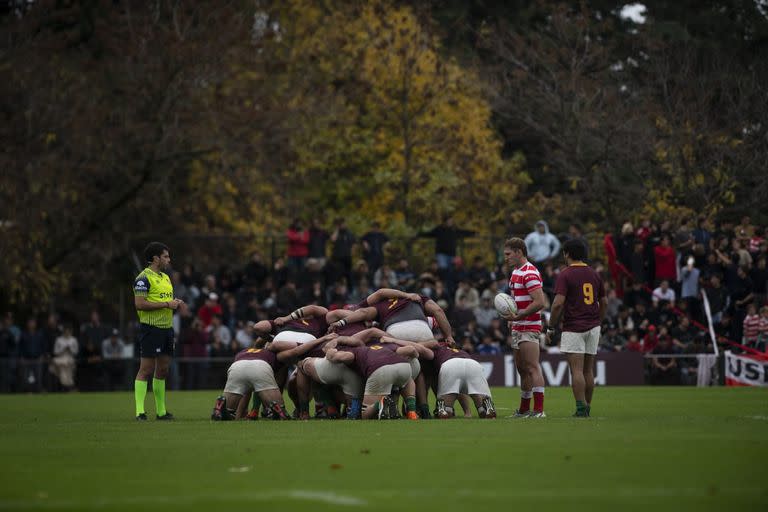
[494, 293, 518, 318]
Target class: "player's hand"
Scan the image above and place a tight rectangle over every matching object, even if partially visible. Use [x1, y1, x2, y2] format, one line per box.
[274, 316, 288, 326]
[320, 332, 339, 342]
[328, 320, 345, 332]
[406, 293, 421, 302]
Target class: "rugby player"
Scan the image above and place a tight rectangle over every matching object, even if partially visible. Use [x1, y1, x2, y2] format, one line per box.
[211, 334, 337, 421]
[504, 237, 548, 418]
[380, 337, 495, 418]
[548, 239, 606, 417]
[325, 341, 419, 420]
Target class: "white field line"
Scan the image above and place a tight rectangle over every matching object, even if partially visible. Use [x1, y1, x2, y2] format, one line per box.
[1, 486, 764, 509]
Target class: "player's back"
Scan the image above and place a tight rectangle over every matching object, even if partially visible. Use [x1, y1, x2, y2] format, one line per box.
[556, 264, 604, 333]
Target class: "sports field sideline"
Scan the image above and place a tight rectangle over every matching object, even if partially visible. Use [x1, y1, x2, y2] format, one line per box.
[0, 386, 765, 511]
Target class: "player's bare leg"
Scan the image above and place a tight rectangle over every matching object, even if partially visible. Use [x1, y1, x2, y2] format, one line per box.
[567, 353, 588, 417]
[512, 348, 532, 417]
[584, 353, 596, 416]
[361, 394, 388, 419]
[519, 341, 545, 417]
[471, 394, 497, 419]
[458, 394, 473, 417]
[436, 393, 458, 418]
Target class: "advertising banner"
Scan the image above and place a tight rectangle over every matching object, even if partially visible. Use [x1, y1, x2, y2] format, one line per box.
[724, 351, 768, 387]
[472, 352, 645, 387]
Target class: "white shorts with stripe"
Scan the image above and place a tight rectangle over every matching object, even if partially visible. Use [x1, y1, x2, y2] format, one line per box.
[223, 360, 278, 395]
[312, 357, 363, 397]
[437, 358, 491, 397]
[364, 363, 412, 396]
[559, 326, 601, 355]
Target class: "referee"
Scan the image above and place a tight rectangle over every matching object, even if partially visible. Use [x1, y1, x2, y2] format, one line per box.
[133, 242, 186, 420]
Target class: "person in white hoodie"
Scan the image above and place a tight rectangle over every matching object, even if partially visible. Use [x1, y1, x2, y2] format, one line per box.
[524, 220, 561, 265]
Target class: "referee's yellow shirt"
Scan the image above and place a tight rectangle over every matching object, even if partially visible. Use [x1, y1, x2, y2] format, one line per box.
[133, 268, 174, 328]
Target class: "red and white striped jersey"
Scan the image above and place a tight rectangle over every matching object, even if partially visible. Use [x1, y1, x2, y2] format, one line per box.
[509, 261, 543, 333]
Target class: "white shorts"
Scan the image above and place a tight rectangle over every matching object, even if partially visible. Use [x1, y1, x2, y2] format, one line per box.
[313, 358, 363, 397]
[272, 330, 316, 344]
[223, 360, 278, 395]
[364, 363, 412, 396]
[386, 320, 433, 342]
[560, 326, 601, 355]
[437, 358, 491, 397]
[509, 331, 540, 350]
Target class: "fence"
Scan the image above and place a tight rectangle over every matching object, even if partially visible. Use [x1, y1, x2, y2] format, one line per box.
[0, 350, 726, 394]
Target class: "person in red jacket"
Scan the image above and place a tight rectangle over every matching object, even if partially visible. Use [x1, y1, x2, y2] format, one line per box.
[653, 235, 677, 283]
[286, 219, 310, 277]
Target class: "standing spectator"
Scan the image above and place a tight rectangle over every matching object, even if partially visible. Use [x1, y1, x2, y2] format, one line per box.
[704, 275, 729, 324]
[748, 227, 765, 258]
[49, 324, 79, 391]
[650, 335, 680, 385]
[679, 256, 701, 319]
[197, 293, 223, 330]
[735, 216, 755, 244]
[234, 321, 255, 349]
[743, 304, 761, 346]
[373, 262, 398, 289]
[750, 257, 767, 306]
[692, 217, 712, 249]
[653, 235, 677, 283]
[172, 271, 198, 307]
[330, 218, 355, 286]
[19, 318, 46, 392]
[730, 266, 754, 342]
[80, 311, 110, 354]
[276, 279, 300, 315]
[615, 222, 636, 269]
[419, 215, 476, 271]
[360, 222, 389, 277]
[730, 238, 753, 269]
[222, 295, 240, 334]
[243, 251, 269, 288]
[41, 313, 60, 356]
[286, 218, 310, 277]
[652, 280, 676, 307]
[674, 218, 695, 264]
[757, 306, 768, 352]
[0, 312, 20, 392]
[308, 218, 330, 267]
[629, 240, 648, 284]
[101, 328, 127, 391]
[564, 224, 589, 260]
[524, 220, 561, 265]
[395, 258, 417, 291]
[450, 296, 476, 331]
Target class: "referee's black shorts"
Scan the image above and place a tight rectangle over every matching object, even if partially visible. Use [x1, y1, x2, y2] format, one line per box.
[138, 324, 175, 358]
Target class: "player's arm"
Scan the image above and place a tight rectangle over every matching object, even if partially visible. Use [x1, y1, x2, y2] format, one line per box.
[275, 333, 338, 363]
[334, 335, 365, 347]
[381, 336, 436, 360]
[424, 299, 454, 343]
[395, 345, 419, 359]
[511, 287, 548, 322]
[366, 288, 421, 306]
[549, 294, 566, 330]
[326, 309, 354, 323]
[328, 307, 376, 332]
[275, 305, 329, 326]
[325, 347, 354, 364]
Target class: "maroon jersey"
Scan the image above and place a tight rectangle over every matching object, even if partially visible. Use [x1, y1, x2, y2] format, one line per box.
[302, 340, 331, 359]
[553, 263, 605, 332]
[431, 343, 471, 372]
[336, 321, 367, 337]
[234, 347, 283, 372]
[340, 343, 408, 379]
[271, 316, 328, 338]
[372, 296, 429, 329]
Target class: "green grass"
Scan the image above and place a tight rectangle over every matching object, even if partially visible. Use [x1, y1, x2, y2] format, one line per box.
[0, 387, 766, 511]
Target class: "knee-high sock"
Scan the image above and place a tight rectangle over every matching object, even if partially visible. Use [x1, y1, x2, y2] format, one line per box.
[152, 378, 167, 416]
[134, 380, 148, 416]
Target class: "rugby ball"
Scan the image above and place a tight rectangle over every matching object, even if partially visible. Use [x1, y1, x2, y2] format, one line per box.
[494, 293, 518, 319]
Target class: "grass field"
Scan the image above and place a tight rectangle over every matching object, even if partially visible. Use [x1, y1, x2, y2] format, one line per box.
[0, 386, 766, 512]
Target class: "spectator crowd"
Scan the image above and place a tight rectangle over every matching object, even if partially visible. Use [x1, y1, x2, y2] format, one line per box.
[1, 216, 766, 392]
